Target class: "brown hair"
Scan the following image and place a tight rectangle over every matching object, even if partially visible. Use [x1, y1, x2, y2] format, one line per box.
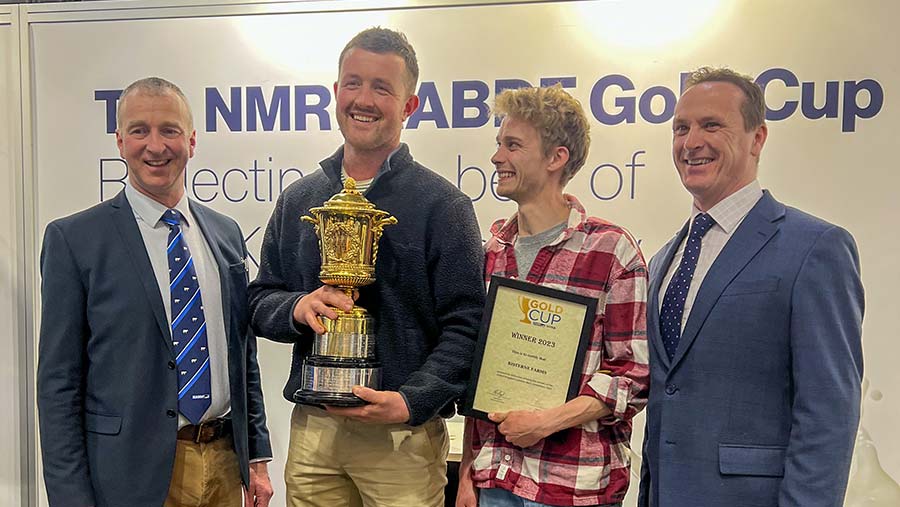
[339, 27, 419, 95]
[683, 67, 765, 131]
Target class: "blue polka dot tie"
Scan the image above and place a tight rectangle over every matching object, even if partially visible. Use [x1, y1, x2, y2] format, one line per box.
[162, 209, 211, 424]
[660, 213, 715, 361]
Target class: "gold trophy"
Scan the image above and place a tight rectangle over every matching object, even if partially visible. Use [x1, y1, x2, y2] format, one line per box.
[294, 178, 397, 406]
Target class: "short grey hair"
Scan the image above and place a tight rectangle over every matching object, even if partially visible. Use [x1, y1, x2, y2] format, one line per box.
[117, 77, 193, 130]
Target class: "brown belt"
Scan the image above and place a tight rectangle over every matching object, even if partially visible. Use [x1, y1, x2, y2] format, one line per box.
[177, 418, 232, 443]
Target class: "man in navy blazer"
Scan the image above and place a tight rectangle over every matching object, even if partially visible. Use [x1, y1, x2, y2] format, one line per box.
[638, 67, 864, 507]
[37, 77, 273, 507]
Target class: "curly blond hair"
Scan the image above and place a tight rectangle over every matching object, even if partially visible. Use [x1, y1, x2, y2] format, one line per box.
[493, 85, 591, 185]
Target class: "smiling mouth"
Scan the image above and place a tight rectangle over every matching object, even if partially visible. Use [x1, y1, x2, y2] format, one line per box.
[496, 170, 515, 180]
[350, 112, 378, 123]
[686, 158, 713, 166]
[144, 160, 170, 167]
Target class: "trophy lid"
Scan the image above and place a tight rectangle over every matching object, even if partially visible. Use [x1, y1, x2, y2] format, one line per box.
[320, 178, 376, 212]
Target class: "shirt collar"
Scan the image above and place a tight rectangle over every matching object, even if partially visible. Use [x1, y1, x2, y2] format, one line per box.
[492, 194, 587, 247]
[124, 183, 192, 229]
[691, 180, 763, 234]
[325, 143, 405, 181]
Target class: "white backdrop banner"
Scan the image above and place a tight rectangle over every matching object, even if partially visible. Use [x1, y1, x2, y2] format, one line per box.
[23, 1, 900, 506]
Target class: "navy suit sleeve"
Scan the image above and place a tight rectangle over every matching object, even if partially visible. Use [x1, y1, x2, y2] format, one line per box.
[239, 236, 273, 461]
[36, 222, 95, 507]
[780, 225, 864, 506]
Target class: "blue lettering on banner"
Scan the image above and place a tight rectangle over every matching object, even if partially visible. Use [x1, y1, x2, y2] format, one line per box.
[756, 68, 800, 120]
[456, 150, 645, 203]
[590, 150, 646, 201]
[95, 90, 124, 134]
[456, 154, 510, 203]
[591, 74, 636, 125]
[206, 86, 242, 132]
[841, 79, 883, 133]
[638, 86, 677, 124]
[206, 85, 332, 132]
[99, 157, 127, 199]
[294, 85, 332, 131]
[407, 81, 449, 129]
[246, 86, 290, 132]
[99, 156, 304, 202]
[755, 68, 884, 132]
[95, 69, 884, 136]
[585, 69, 882, 132]
[452, 80, 491, 128]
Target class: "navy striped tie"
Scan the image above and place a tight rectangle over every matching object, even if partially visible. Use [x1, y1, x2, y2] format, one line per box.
[162, 209, 211, 424]
[660, 213, 715, 361]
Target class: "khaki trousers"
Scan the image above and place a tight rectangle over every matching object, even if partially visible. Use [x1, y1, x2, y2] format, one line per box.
[164, 436, 243, 507]
[285, 404, 449, 507]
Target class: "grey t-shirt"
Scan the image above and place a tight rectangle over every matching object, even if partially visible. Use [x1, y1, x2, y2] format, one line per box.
[514, 221, 566, 278]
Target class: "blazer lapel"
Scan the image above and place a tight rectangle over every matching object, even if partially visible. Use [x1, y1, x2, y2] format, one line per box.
[108, 191, 172, 354]
[670, 191, 785, 369]
[190, 202, 232, 336]
[648, 221, 690, 370]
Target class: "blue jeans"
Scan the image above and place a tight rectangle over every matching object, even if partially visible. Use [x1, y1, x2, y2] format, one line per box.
[478, 487, 623, 507]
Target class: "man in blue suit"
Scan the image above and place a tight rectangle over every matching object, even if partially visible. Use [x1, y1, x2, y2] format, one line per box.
[37, 77, 273, 507]
[638, 67, 864, 507]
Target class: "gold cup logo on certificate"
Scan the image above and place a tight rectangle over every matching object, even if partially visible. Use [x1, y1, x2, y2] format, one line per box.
[294, 178, 397, 407]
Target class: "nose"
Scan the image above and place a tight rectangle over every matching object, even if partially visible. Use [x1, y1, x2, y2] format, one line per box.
[354, 84, 376, 107]
[146, 130, 166, 153]
[491, 145, 505, 167]
[682, 126, 704, 151]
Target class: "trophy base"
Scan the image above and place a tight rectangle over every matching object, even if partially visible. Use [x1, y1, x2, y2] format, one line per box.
[298, 357, 381, 408]
[293, 389, 368, 407]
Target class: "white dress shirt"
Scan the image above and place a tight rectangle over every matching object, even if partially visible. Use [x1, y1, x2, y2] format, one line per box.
[125, 184, 231, 428]
[659, 180, 764, 329]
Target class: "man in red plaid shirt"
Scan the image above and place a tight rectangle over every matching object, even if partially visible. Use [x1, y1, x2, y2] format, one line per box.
[456, 85, 649, 507]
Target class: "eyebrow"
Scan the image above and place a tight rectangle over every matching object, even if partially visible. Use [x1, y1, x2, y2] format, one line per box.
[673, 114, 724, 124]
[497, 134, 524, 143]
[124, 120, 184, 130]
[371, 78, 393, 88]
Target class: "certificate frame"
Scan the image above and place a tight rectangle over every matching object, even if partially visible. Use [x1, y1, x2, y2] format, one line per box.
[460, 275, 597, 420]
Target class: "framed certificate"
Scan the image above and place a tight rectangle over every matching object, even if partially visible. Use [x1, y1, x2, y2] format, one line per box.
[460, 276, 597, 420]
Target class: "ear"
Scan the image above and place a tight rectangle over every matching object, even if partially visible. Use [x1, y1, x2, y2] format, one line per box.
[402, 94, 420, 121]
[546, 146, 570, 175]
[750, 123, 768, 157]
[188, 129, 197, 158]
[333, 81, 339, 96]
[116, 129, 124, 157]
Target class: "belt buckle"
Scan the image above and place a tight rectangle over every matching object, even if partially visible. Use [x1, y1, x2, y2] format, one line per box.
[194, 419, 221, 443]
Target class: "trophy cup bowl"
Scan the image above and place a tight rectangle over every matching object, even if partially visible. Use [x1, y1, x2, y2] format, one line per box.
[293, 178, 397, 406]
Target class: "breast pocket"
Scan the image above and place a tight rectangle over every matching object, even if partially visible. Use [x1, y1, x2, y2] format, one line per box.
[228, 261, 250, 323]
[719, 443, 786, 477]
[721, 277, 780, 296]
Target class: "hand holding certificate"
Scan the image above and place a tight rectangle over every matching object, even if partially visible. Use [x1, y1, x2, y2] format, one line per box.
[461, 276, 597, 419]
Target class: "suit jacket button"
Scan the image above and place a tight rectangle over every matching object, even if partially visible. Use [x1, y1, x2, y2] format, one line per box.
[168, 361, 176, 370]
[166, 409, 177, 418]
[665, 384, 677, 395]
